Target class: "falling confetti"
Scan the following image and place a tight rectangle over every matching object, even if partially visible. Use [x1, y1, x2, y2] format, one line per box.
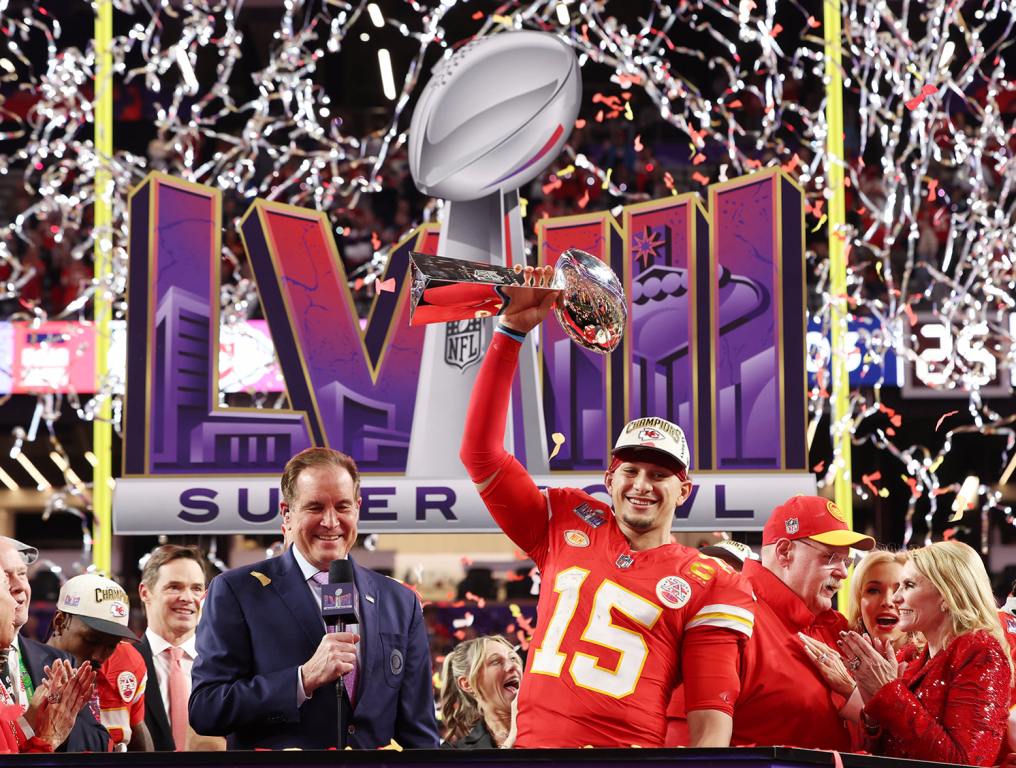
[548, 432, 566, 460]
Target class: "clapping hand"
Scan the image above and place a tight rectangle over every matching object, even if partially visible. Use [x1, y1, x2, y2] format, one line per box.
[837, 631, 907, 704]
[799, 632, 856, 698]
[27, 660, 96, 750]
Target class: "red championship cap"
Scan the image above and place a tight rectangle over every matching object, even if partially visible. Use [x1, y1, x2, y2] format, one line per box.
[762, 495, 875, 550]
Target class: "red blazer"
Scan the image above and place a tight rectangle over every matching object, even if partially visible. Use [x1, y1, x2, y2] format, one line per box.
[862, 630, 1011, 765]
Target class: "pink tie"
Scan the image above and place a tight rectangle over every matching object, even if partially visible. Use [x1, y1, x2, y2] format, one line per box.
[167, 646, 188, 751]
[312, 571, 357, 705]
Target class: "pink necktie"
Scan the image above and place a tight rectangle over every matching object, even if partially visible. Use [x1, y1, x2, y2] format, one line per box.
[312, 571, 357, 705]
[167, 646, 188, 751]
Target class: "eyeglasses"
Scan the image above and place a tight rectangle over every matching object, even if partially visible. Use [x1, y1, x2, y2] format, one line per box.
[796, 539, 854, 568]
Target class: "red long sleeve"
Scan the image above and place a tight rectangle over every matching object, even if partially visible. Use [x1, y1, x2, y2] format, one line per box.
[459, 329, 547, 555]
[863, 631, 1010, 765]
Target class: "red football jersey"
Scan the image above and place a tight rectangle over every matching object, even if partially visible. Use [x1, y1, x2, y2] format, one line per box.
[509, 487, 755, 748]
[97, 642, 147, 746]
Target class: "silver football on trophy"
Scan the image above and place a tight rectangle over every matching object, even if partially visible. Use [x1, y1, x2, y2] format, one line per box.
[550, 248, 627, 354]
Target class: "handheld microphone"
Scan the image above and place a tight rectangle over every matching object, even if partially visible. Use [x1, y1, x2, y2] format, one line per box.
[321, 559, 357, 631]
[322, 558, 357, 749]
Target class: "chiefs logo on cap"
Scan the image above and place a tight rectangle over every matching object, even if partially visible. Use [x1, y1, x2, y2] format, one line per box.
[638, 428, 663, 442]
[826, 501, 847, 523]
[110, 601, 128, 618]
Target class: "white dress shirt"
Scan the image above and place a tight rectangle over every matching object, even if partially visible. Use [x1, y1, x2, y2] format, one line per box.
[291, 546, 361, 705]
[145, 627, 197, 724]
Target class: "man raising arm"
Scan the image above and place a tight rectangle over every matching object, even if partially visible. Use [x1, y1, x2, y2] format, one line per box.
[460, 266, 754, 748]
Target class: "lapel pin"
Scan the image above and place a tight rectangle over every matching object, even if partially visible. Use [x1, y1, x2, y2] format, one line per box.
[251, 571, 271, 587]
[365, 594, 375, 604]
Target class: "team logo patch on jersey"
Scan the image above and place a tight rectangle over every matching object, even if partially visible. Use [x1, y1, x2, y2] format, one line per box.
[826, 501, 847, 523]
[564, 530, 590, 547]
[573, 503, 605, 528]
[656, 576, 692, 609]
[117, 671, 138, 702]
[785, 517, 799, 535]
[615, 553, 635, 569]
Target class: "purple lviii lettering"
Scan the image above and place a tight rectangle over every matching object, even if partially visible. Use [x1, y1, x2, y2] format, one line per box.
[124, 175, 313, 475]
[240, 201, 439, 471]
[536, 212, 627, 471]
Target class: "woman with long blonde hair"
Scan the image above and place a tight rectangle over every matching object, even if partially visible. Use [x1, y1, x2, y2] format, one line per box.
[439, 636, 522, 749]
[840, 540, 1012, 765]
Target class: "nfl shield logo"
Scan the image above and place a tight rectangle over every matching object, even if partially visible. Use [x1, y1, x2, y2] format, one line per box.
[785, 517, 799, 535]
[445, 319, 483, 371]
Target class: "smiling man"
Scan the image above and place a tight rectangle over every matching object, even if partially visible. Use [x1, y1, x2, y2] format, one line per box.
[136, 545, 224, 751]
[692, 495, 876, 750]
[190, 447, 438, 750]
[460, 267, 756, 748]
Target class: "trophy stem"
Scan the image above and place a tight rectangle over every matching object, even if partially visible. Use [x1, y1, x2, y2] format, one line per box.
[405, 192, 550, 478]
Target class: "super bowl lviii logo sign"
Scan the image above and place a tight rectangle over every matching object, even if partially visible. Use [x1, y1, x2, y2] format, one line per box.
[115, 168, 809, 534]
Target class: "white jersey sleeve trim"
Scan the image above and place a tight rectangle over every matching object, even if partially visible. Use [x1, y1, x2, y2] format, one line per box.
[685, 603, 754, 637]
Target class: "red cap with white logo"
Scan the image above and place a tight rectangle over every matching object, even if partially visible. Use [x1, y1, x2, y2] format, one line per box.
[57, 573, 139, 640]
[612, 417, 690, 473]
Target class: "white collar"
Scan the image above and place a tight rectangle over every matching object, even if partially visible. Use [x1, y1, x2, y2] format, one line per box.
[291, 545, 349, 582]
[145, 627, 197, 659]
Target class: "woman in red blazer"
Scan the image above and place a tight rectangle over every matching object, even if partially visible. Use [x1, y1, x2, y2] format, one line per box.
[840, 540, 1011, 766]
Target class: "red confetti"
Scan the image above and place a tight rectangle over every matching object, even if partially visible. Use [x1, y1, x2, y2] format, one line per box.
[471, 11, 483, 19]
[633, 134, 643, 152]
[943, 527, 958, 541]
[354, 278, 364, 290]
[377, 277, 396, 293]
[370, 231, 381, 250]
[692, 153, 706, 165]
[542, 177, 563, 195]
[578, 190, 589, 208]
[728, 99, 743, 108]
[454, 630, 466, 640]
[813, 461, 826, 473]
[663, 172, 675, 190]
[465, 591, 487, 609]
[745, 158, 763, 169]
[782, 153, 801, 173]
[770, 24, 783, 37]
[926, 178, 939, 201]
[807, 16, 821, 28]
[692, 172, 710, 186]
[905, 84, 938, 111]
[935, 410, 959, 431]
[575, 118, 587, 129]
[861, 471, 882, 496]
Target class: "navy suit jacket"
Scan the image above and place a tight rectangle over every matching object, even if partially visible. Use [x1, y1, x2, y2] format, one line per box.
[135, 636, 175, 751]
[19, 635, 111, 753]
[190, 550, 438, 750]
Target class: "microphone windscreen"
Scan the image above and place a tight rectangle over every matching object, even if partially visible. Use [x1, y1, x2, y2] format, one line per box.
[329, 558, 354, 584]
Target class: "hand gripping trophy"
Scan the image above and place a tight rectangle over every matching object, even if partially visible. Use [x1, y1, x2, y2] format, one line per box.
[405, 31, 625, 478]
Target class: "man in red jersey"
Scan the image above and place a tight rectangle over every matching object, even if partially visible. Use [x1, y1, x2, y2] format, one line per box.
[459, 266, 755, 748]
[48, 574, 153, 751]
[667, 495, 875, 750]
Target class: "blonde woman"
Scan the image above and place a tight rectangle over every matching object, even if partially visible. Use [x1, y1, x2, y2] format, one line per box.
[847, 549, 909, 647]
[439, 636, 522, 749]
[840, 540, 1012, 765]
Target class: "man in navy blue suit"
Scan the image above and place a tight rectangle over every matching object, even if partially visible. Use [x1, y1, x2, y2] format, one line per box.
[190, 448, 438, 750]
